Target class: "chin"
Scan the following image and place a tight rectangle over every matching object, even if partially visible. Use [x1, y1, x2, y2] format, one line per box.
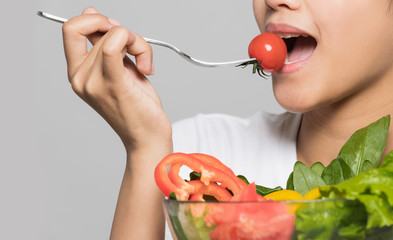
[270, 65, 342, 114]
[272, 79, 327, 114]
[275, 96, 317, 114]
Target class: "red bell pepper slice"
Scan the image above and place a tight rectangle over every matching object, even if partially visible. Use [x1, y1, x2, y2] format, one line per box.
[168, 163, 193, 193]
[190, 153, 237, 176]
[187, 180, 233, 202]
[190, 153, 248, 188]
[154, 153, 242, 200]
[189, 194, 205, 202]
[168, 153, 246, 194]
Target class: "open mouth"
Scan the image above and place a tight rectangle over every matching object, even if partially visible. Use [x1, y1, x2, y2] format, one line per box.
[280, 35, 317, 64]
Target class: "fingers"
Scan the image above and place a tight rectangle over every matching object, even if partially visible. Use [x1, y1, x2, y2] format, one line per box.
[81, 7, 104, 45]
[82, 7, 121, 26]
[64, 6, 153, 88]
[81, 7, 121, 46]
[63, 13, 113, 76]
[129, 34, 154, 76]
[99, 26, 154, 79]
[82, 6, 98, 14]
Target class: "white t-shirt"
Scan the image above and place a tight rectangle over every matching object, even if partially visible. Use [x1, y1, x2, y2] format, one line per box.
[165, 111, 302, 239]
[172, 111, 302, 187]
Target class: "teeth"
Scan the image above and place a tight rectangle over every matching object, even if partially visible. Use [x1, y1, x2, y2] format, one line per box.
[276, 33, 300, 38]
[275, 33, 309, 38]
[285, 58, 297, 64]
[285, 58, 302, 65]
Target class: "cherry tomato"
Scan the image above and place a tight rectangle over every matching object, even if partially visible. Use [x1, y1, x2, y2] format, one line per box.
[248, 33, 287, 72]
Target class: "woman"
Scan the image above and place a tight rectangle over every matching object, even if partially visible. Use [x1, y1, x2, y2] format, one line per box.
[61, 0, 393, 239]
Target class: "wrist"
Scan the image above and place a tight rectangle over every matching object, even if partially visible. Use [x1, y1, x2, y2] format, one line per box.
[122, 130, 173, 156]
[111, 143, 169, 240]
[125, 140, 173, 169]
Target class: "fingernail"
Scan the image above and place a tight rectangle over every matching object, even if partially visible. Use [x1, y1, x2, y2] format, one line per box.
[108, 18, 121, 26]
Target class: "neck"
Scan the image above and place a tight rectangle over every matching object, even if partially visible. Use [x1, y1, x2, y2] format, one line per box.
[297, 71, 393, 167]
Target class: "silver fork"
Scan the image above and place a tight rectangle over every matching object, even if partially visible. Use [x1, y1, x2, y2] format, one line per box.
[37, 11, 256, 68]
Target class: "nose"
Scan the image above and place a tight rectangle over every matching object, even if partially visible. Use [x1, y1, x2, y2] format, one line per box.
[265, 0, 301, 11]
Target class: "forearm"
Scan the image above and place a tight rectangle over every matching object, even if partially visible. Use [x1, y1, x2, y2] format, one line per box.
[61, 7, 174, 239]
[110, 143, 173, 240]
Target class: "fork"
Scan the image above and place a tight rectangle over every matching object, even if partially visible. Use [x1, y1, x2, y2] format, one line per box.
[37, 11, 256, 68]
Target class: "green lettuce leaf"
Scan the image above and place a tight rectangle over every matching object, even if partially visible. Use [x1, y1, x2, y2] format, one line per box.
[321, 159, 354, 185]
[337, 115, 390, 175]
[255, 185, 283, 196]
[311, 162, 325, 177]
[237, 175, 282, 196]
[293, 161, 326, 196]
[286, 171, 294, 190]
[320, 165, 393, 231]
[294, 200, 367, 240]
[380, 150, 393, 168]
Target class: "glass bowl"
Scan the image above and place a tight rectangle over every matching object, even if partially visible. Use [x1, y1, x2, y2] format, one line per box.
[164, 199, 393, 240]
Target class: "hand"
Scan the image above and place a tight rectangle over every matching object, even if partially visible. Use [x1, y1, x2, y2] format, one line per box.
[62, 7, 172, 153]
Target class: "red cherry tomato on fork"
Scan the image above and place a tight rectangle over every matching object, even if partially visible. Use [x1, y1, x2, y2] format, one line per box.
[248, 33, 287, 72]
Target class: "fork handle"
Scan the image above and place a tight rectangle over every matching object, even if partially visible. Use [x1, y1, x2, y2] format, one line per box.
[37, 11, 255, 68]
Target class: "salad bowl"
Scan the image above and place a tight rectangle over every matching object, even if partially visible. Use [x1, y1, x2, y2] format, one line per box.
[158, 116, 393, 240]
[164, 199, 393, 240]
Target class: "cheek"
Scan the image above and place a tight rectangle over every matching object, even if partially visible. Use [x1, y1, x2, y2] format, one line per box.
[271, 52, 372, 113]
[272, 1, 393, 113]
[319, 4, 393, 100]
[253, 0, 266, 32]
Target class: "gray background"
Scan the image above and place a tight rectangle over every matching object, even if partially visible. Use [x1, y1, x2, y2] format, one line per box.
[1, 0, 284, 239]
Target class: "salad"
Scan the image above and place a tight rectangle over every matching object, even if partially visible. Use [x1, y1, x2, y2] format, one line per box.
[155, 115, 393, 239]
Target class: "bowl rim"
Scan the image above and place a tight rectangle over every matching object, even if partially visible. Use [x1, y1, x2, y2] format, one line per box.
[163, 198, 355, 204]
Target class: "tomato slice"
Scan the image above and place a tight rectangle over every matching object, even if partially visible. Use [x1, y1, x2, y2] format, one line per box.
[209, 222, 238, 240]
[231, 182, 259, 202]
[236, 213, 295, 240]
[205, 183, 261, 226]
[205, 183, 295, 240]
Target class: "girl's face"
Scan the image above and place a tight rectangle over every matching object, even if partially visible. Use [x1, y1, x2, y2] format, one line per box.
[253, 0, 393, 113]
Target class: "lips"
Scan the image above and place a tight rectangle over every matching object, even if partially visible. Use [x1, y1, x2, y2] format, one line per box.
[266, 23, 317, 73]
